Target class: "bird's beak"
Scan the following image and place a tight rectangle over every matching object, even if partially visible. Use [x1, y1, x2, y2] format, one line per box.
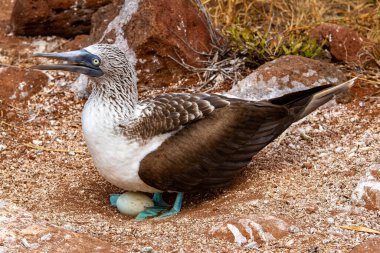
[33, 49, 104, 77]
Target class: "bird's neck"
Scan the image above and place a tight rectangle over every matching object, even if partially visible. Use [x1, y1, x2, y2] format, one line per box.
[88, 75, 138, 119]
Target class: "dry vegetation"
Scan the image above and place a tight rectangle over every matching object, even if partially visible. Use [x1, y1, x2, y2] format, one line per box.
[203, 0, 380, 41]
[193, 0, 380, 92]
[201, 0, 380, 63]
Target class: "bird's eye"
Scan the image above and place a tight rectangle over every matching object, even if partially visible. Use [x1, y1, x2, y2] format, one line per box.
[92, 58, 100, 66]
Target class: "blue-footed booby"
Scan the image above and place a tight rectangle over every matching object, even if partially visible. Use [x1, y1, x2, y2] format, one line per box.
[34, 44, 356, 220]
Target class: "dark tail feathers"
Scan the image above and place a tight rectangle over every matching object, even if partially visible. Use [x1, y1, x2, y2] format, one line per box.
[270, 78, 357, 121]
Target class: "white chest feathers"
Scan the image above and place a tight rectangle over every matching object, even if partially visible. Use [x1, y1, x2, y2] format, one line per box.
[81, 102, 170, 193]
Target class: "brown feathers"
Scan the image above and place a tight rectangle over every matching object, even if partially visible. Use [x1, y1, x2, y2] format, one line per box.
[138, 97, 292, 192]
[121, 93, 231, 140]
[136, 79, 355, 192]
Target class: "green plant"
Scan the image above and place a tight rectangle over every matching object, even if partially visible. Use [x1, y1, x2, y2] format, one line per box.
[227, 25, 326, 67]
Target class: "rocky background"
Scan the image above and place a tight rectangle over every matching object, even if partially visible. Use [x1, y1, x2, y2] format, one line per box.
[0, 0, 379, 252]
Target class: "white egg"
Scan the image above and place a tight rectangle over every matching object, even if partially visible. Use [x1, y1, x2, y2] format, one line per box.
[116, 192, 154, 216]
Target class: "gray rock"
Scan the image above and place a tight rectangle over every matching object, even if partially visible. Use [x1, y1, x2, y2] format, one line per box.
[141, 246, 154, 253]
[227, 55, 346, 101]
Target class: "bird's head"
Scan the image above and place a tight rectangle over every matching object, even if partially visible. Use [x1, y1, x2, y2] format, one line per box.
[33, 44, 135, 80]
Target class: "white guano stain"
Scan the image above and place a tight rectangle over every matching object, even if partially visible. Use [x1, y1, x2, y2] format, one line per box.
[249, 221, 275, 242]
[239, 219, 254, 240]
[302, 69, 317, 77]
[352, 164, 380, 206]
[227, 72, 311, 101]
[99, 0, 140, 66]
[226, 224, 247, 246]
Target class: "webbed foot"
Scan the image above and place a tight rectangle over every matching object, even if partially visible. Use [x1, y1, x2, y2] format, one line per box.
[110, 194, 121, 207]
[135, 206, 168, 220]
[152, 192, 170, 207]
[155, 192, 184, 219]
[135, 193, 173, 220]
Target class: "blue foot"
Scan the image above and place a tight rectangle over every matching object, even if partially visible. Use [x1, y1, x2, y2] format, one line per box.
[156, 208, 180, 219]
[152, 193, 170, 207]
[135, 206, 168, 220]
[155, 192, 184, 219]
[110, 194, 121, 207]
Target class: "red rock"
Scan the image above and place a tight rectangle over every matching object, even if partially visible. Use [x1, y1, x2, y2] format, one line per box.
[0, 200, 124, 252]
[10, 0, 112, 38]
[209, 215, 294, 246]
[90, 0, 217, 88]
[350, 238, 380, 253]
[228, 55, 346, 101]
[363, 187, 380, 211]
[0, 0, 36, 63]
[0, 67, 48, 102]
[352, 164, 380, 211]
[0, 0, 13, 21]
[48, 0, 111, 9]
[370, 164, 380, 180]
[310, 23, 377, 67]
[305, 206, 318, 214]
[62, 35, 91, 51]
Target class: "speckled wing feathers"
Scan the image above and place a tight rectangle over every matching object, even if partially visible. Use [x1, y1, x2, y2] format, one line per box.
[122, 93, 230, 140]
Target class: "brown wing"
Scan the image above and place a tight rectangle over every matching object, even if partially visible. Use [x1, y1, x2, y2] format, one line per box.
[137, 80, 355, 192]
[138, 99, 294, 192]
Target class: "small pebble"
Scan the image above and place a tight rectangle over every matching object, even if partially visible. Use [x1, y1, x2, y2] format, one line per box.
[303, 162, 313, 170]
[140, 246, 154, 253]
[0, 144, 6, 151]
[63, 224, 78, 232]
[245, 241, 259, 250]
[285, 239, 295, 247]
[322, 239, 330, 244]
[309, 227, 317, 234]
[32, 140, 43, 145]
[21, 238, 30, 248]
[327, 217, 334, 224]
[40, 233, 52, 241]
[289, 225, 300, 233]
[308, 246, 319, 253]
[248, 200, 260, 206]
[305, 206, 318, 214]
[46, 130, 55, 137]
[6, 112, 16, 118]
[300, 131, 312, 140]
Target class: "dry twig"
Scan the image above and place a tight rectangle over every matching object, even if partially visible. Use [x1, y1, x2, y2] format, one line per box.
[340, 225, 380, 235]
